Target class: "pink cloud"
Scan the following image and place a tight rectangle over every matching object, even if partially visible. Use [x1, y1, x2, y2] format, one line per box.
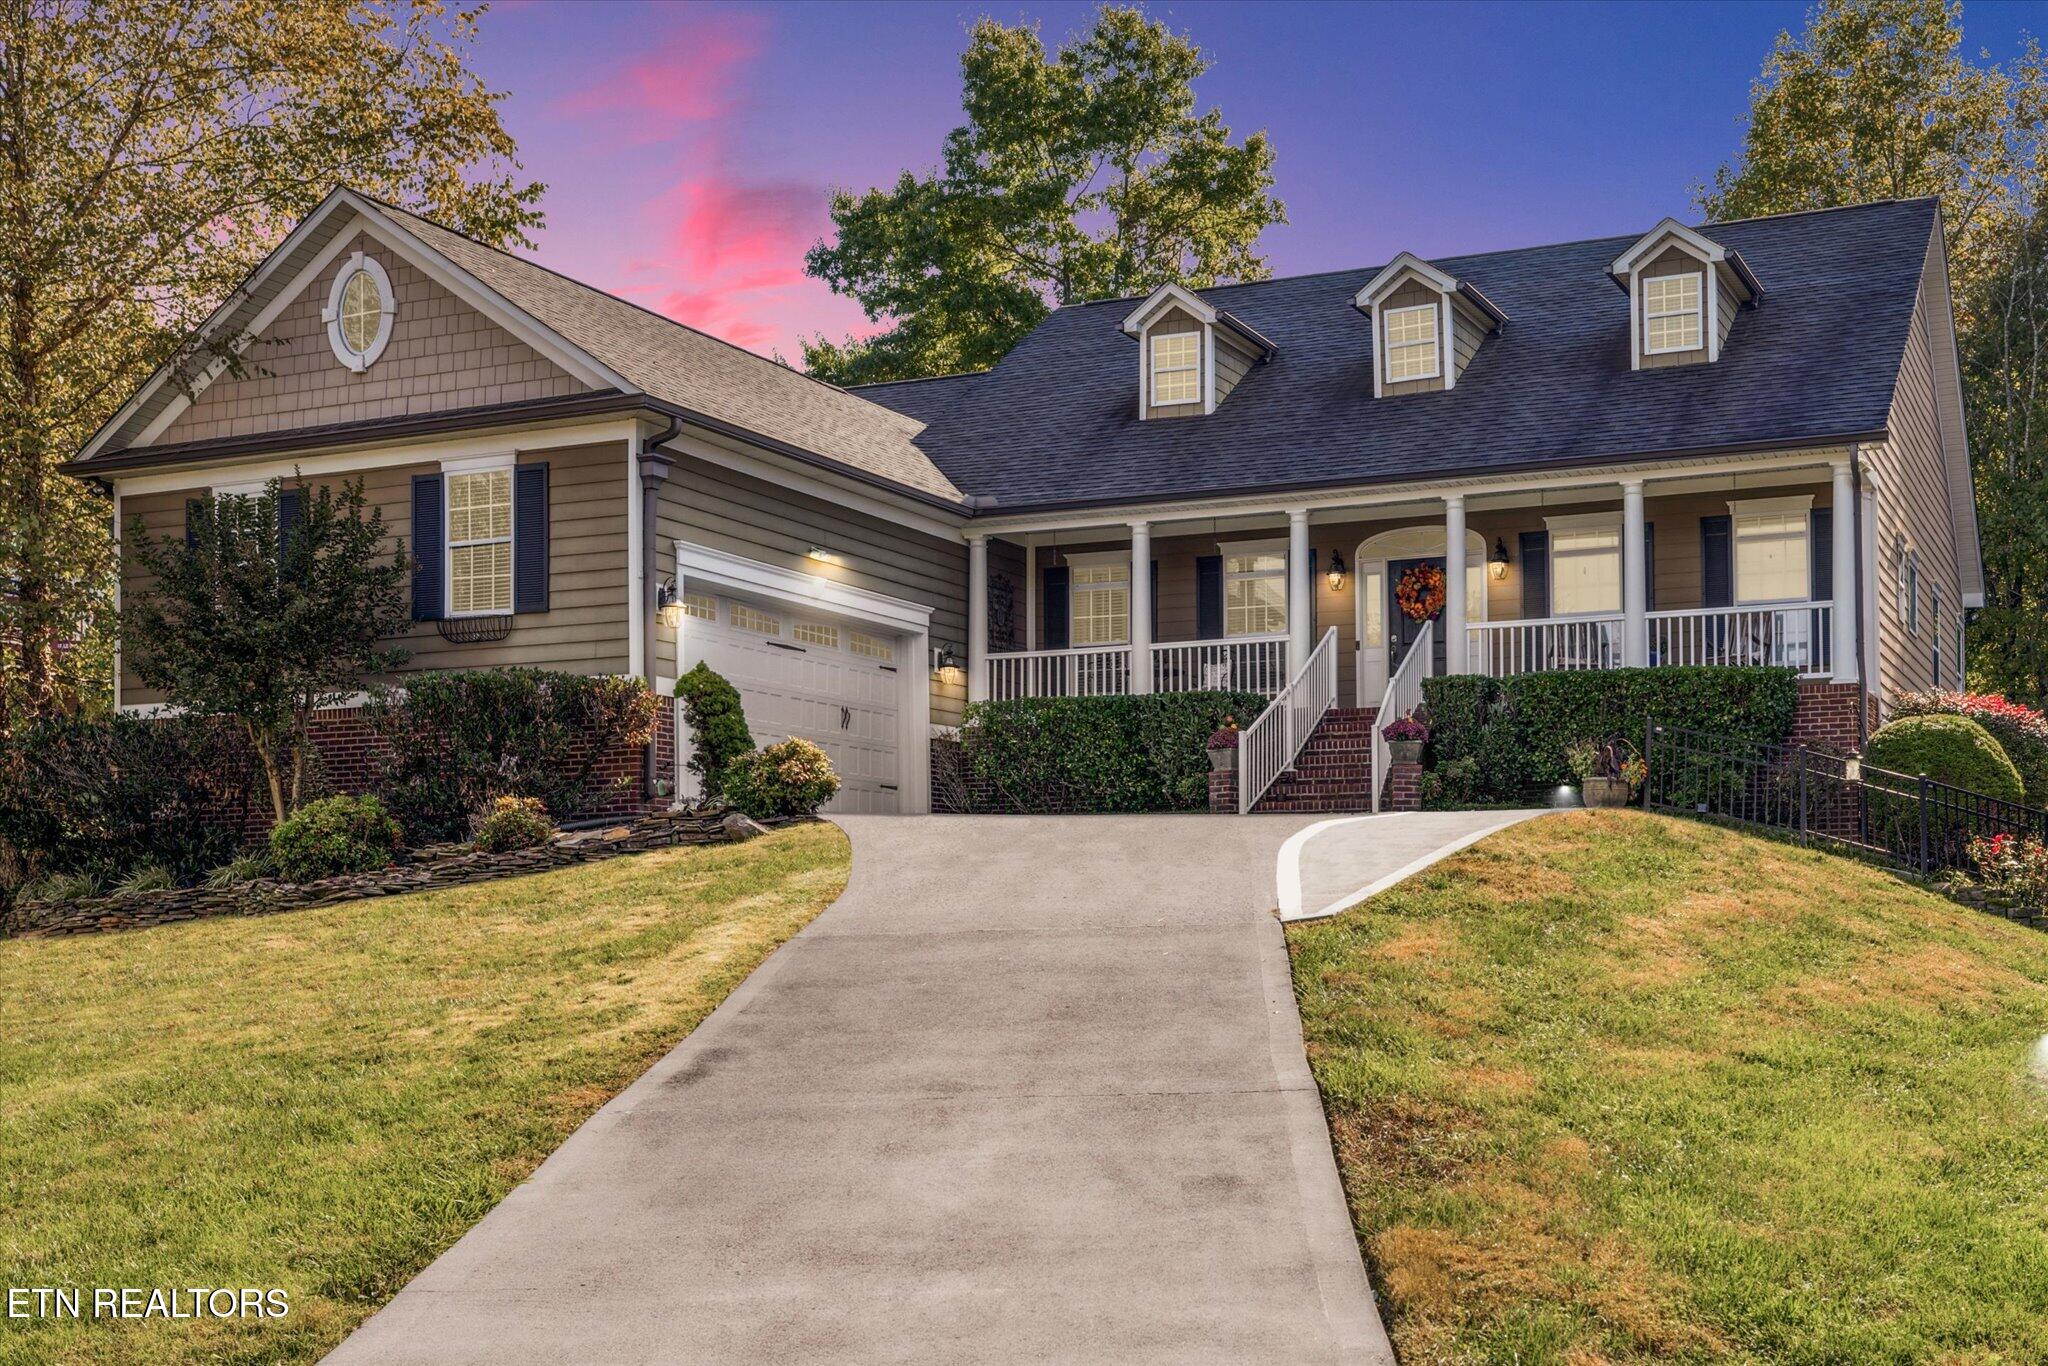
[554, 11, 767, 134]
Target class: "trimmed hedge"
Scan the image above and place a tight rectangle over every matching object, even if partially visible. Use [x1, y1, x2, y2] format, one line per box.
[958, 690, 1267, 812]
[1422, 666, 1802, 801]
[1893, 690, 2048, 802]
[1863, 715, 2024, 803]
[268, 794, 403, 883]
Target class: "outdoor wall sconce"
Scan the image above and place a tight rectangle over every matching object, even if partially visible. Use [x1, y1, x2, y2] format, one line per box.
[807, 544, 841, 565]
[655, 577, 683, 628]
[931, 644, 964, 680]
[1326, 549, 1347, 591]
[1489, 536, 1511, 581]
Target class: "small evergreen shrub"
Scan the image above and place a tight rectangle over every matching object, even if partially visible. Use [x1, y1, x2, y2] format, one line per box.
[1894, 690, 2048, 802]
[675, 663, 754, 802]
[722, 738, 840, 821]
[113, 864, 175, 896]
[1863, 714, 2023, 802]
[369, 669, 659, 841]
[472, 796, 554, 852]
[268, 794, 403, 883]
[959, 690, 1269, 812]
[205, 853, 274, 888]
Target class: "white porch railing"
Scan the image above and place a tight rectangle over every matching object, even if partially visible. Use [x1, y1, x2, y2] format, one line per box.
[1648, 601, 1833, 675]
[1466, 601, 1836, 679]
[1466, 615, 1624, 676]
[987, 644, 1132, 701]
[1239, 628, 1339, 814]
[1371, 619, 1435, 814]
[1150, 635, 1289, 696]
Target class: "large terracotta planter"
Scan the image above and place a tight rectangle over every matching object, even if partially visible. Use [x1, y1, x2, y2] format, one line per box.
[1208, 747, 1237, 773]
[1582, 776, 1631, 808]
[1388, 739, 1425, 766]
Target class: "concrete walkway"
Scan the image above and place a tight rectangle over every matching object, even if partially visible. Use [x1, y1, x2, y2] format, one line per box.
[327, 815, 1395, 1365]
[1280, 810, 1548, 922]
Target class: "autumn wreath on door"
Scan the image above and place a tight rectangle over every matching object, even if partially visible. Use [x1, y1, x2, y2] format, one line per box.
[1394, 562, 1447, 620]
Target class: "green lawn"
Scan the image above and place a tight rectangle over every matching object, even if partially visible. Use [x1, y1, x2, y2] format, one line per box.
[0, 823, 850, 1365]
[1288, 809, 2048, 1364]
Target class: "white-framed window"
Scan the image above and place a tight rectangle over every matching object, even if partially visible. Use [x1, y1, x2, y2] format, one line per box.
[1643, 271, 1703, 354]
[1546, 513, 1623, 617]
[1930, 587, 1943, 681]
[1382, 303, 1440, 383]
[445, 465, 513, 617]
[794, 621, 839, 649]
[1067, 553, 1130, 646]
[1907, 548, 1921, 634]
[1149, 331, 1201, 407]
[681, 592, 717, 621]
[323, 251, 395, 371]
[1361, 566, 1385, 648]
[1220, 541, 1288, 637]
[1729, 496, 1812, 605]
[732, 602, 781, 636]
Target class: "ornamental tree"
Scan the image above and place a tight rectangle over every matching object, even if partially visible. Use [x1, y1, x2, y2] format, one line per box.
[122, 477, 411, 823]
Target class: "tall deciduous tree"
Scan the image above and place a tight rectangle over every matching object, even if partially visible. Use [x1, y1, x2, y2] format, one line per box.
[802, 5, 1285, 386]
[124, 478, 412, 824]
[0, 0, 541, 731]
[1698, 0, 2048, 702]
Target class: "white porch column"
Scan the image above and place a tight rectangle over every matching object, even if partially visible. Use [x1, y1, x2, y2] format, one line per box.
[1129, 521, 1153, 694]
[1832, 457, 1860, 683]
[1287, 508, 1312, 676]
[1861, 468, 1881, 693]
[1621, 479, 1648, 667]
[967, 534, 989, 703]
[1444, 495, 1468, 673]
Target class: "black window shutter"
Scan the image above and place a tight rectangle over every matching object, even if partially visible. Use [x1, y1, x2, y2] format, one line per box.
[1195, 554, 1223, 639]
[514, 462, 550, 614]
[1519, 531, 1549, 618]
[184, 497, 203, 549]
[1809, 509, 1833, 602]
[1041, 564, 1069, 650]
[411, 473, 445, 622]
[277, 487, 304, 573]
[1701, 515, 1732, 608]
[1643, 522, 1656, 613]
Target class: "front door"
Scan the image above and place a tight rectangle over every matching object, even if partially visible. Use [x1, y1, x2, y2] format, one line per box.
[1386, 556, 1449, 680]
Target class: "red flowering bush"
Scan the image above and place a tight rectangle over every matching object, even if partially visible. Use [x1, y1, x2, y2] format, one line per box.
[1965, 832, 2048, 909]
[1895, 690, 2048, 803]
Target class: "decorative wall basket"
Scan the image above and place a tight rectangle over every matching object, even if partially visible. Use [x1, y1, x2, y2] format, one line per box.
[437, 615, 513, 645]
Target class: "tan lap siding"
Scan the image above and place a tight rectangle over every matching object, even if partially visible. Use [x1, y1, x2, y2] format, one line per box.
[654, 460, 969, 727]
[117, 440, 631, 706]
[1865, 248, 1966, 705]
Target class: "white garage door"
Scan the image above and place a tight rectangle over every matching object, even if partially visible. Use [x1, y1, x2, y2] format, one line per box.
[681, 592, 902, 814]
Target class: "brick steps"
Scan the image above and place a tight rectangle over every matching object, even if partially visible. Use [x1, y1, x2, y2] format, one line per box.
[1251, 705, 1380, 814]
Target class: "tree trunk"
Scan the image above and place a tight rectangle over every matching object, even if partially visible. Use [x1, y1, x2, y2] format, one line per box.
[246, 722, 288, 826]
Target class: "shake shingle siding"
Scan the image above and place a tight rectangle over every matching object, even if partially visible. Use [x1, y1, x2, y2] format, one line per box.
[868, 199, 1936, 511]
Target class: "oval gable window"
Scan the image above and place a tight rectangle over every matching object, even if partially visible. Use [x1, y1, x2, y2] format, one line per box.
[324, 251, 395, 371]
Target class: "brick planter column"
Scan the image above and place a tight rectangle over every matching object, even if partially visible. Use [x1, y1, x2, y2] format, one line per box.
[1209, 768, 1238, 813]
[1386, 762, 1423, 812]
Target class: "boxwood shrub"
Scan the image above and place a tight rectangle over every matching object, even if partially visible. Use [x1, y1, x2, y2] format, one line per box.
[958, 690, 1268, 813]
[1421, 666, 1802, 802]
[1863, 714, 2024, 801]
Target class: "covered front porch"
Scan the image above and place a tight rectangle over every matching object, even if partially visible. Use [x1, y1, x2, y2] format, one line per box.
[965, 451, 1866, 710]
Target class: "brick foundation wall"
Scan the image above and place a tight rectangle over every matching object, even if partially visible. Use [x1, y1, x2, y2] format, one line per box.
[1788, 680, 1875, 755]
[1208, 768, 1237, 813]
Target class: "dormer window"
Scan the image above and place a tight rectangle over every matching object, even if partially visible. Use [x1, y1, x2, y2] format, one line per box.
[1610, 218, 1762, 370]
[1643, 272, 1703, 354]
[1383, 304, 1441, 383]
[1353, 251, 1506, 399]
[1120, 282, 1275, 421]
[1149, 332, 1201, 406]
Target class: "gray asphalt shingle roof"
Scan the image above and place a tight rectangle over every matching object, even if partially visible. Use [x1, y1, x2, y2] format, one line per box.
[859, 199, 1937, 512]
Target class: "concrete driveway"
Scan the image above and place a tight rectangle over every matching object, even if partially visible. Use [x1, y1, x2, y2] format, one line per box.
[328, 815, 1393, 1365]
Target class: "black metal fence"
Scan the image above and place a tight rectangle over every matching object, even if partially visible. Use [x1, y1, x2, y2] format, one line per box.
[1642, 721, 2048, 876]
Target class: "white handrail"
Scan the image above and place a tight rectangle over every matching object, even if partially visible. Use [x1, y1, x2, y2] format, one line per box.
[986, 644, 1133, 700]
[1647, 600, 1833, 675]
[1371, 618, 1435, 814]
[1239, 627, 1339, 815]
[1149, 634, 1289, 696]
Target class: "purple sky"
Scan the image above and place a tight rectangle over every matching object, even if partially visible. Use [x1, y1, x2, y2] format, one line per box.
[473, 0, 2044, 362]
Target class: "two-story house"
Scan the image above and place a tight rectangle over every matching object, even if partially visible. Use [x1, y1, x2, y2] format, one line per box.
[66, 190, 1977, 816]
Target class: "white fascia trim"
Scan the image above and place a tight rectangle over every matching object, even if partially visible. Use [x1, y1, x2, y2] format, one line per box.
[1354, 253, 1460, 309]
[1121, 282, 1217, 336]
[77, 190, 366, 462]
[675, 540, 935, 632]
[1610, 218, 1726, 276]
[107, 418, 644, 497]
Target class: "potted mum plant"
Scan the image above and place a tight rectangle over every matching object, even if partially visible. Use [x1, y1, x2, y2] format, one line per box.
[1382, 711, 1429, 765]
[1569, 737, 1644, 808]
[1207, 717, 1240, 772]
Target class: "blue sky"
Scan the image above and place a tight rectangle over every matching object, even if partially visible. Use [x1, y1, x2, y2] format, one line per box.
[473, 0, 2048, 356]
